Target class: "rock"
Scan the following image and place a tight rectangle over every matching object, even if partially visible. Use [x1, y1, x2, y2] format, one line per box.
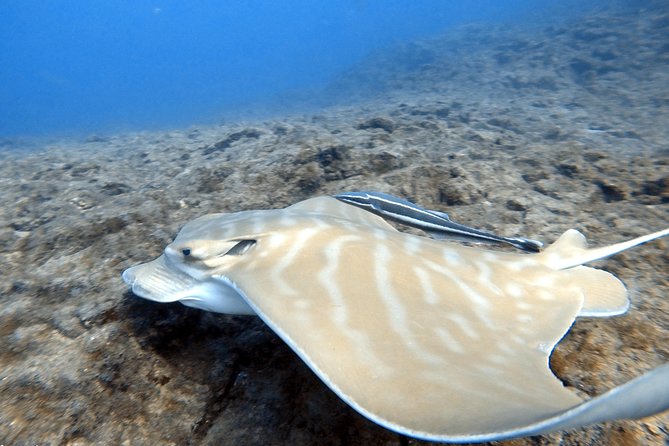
[437, 180, 482, 206]
[202, 129, 263, 155]
[556, 162, 580, 178]
[636, 177, 669, 204]
[506, 199, 527, 212]
[356, 117, 396, 133]
[368, 151, 401, 174]
[101, 182, 131, 196]
[595, 181, 628, 202]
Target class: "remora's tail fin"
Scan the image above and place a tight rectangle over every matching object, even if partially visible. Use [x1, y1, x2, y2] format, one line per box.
[538, 228, 669, 270]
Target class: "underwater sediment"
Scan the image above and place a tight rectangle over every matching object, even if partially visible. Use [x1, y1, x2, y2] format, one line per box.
[1, 5, 668, 445]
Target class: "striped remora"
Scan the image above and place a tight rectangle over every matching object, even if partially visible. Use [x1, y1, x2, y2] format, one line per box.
[335, 191, 543, 252]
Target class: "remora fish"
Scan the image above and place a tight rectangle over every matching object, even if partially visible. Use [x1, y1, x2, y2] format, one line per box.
[335, 191, 543, 252]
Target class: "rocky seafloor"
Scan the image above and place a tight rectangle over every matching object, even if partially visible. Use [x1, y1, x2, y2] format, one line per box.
[1, 5, 668, 446]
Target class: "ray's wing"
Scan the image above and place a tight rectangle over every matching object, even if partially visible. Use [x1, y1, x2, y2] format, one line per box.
[218, 198, 669, 441]
[225, 241, 576, 440]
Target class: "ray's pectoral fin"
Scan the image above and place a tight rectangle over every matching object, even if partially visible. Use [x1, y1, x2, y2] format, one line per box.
[512, 365, 669, 440]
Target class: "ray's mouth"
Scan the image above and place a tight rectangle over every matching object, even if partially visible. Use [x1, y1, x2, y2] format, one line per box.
[123, 256, 255, 315]
[122, 255, 199, 303]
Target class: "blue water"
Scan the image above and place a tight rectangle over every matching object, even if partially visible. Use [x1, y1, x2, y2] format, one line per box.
[1, 0, 611, 138]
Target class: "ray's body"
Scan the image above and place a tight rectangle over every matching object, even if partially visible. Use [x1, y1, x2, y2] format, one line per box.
[123, 195, 669, 443]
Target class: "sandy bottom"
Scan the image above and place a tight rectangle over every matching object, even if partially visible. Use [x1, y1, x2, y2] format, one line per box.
[1, 5, 668, 446]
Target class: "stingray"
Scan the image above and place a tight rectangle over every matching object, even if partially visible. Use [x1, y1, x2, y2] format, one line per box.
[122, 194, 669, 443]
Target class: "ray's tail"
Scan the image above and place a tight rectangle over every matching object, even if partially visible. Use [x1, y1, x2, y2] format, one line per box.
[538, 228, 669, 270]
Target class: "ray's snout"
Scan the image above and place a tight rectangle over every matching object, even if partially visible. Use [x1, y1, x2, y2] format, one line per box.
[120, 255, 198, 303]
[122, 265, 137, 286]
[122, 255, 256, 315]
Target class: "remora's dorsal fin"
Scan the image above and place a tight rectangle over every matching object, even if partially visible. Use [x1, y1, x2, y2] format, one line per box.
[538, 228, 669, 270]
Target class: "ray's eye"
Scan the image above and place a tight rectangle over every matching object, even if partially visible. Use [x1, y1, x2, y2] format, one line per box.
[182, 248, 192, 257]
[226, 239, 256, 256]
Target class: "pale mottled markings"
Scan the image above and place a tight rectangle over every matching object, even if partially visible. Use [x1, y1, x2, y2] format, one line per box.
[309, 216, 333, 231]
[473, 362, 504, 376]
[482, 252, 499, 262]
[474, 260, 503, 296]
[444, 313, 481, 340]
[374, 243, 409, 340]
[290, 301, 317, 332]
[294, 299, 310, 310]
[517, 324, 535, 336]
[538, 290, 556, 301]
[474, 260, 492, 282]
[496, 340, 519, 356]
[543, 252, 563, 269]
[422, 258, 493, 328]
[413, 266, 439, 305]
[510, 334, 529, 348]
[375, 244, 446, 365]
[250, 214, 266, 234]
[279, 215, 297, 227]
[516, 313, 533, 324]
[269, 228, 318, 296]
[433, 327, 465, 354]
[308, 198, 328, 213]
[222, 214, 246, 235]
[488, 353, 507, 364]
[372, 228, 388, 240]
[530, 275, 557, 287]
[504, 258, 536, 272]
[317, 234, 393, 376]
[317, 234, 361, 326]
[537, 342, 552, 354]
[268, 232, 288, 250]
[505, 283, 524, 298]
[403, 234, 423, 255]
[441, 249, 462, 266]
[249, 215, 331, 280]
